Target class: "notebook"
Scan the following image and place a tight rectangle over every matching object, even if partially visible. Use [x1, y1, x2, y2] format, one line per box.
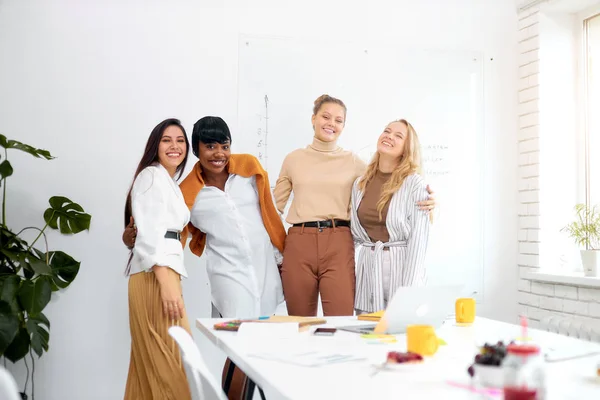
[357, 310, 384, 321]
[214, 316, 327, 332]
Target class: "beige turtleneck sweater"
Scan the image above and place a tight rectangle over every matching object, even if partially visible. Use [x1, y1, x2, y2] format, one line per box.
[274, 137, 367, 224]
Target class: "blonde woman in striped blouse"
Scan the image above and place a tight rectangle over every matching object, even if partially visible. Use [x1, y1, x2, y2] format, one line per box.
[350, 119, 431, 314]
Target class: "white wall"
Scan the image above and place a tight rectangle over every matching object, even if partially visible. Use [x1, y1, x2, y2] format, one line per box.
[0, 0, 518, 398]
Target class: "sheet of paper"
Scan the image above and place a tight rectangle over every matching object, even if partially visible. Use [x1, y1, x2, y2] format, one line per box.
[237, 322, 299, 339]
[248, 350, 367, 367]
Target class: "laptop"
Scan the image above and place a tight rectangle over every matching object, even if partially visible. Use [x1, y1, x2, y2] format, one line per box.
[338, 284, 463, 334]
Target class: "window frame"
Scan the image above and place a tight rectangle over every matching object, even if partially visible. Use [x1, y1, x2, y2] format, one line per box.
[523, 0, 600, 282]
[578, 5, 600, 250]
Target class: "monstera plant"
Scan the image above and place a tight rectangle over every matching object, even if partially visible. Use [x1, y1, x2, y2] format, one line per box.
[0, 135, 91, 399]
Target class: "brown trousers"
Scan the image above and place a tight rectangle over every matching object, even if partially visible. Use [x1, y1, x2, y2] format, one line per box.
[124, 270, 191, 400]
[281, 225, 356, 316]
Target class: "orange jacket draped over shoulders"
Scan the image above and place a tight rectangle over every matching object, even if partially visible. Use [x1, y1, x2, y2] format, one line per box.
[179, 154, 286, 258]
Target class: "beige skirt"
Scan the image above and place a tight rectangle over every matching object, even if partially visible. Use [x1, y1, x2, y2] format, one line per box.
[124, 270, 191, 400]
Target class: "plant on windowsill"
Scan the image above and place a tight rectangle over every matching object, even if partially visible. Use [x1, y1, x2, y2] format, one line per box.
[0, 135, 91, 400]
[561, 203, 600, 277]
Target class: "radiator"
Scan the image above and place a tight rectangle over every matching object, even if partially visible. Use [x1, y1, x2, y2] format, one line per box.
[539, 315, 600, 343]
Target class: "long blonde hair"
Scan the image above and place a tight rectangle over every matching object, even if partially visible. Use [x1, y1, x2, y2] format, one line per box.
[358, 119, 423, 221]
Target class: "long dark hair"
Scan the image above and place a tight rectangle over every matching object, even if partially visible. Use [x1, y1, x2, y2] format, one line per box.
[124, 118, 190, 273]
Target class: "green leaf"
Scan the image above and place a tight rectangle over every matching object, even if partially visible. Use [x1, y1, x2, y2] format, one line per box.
[0, 267, 21, 298]
[0, 275, 20, 302]
[23, 253, 53, 276]
[23, 267, 34, 280]
[47, 251, 80, 290]
[0, 248, 21, 262]
[562, 203, 600, 250]
[0, 276, 20, 315]
[4, 327, 30, 362]
[0, 228, 30, 274]
[0, 260, 18, 275]
[0, 160, 13, 179]
[18, 276, 52, 316]
[0, 263, 14, 276]
[30, 247, 45, 259]
[0, 300, 19, 356]
[0, 135, 54, 160]
[43, 196, 91, 234]
[26, 318, 49, 357]
[29, 312, 49, 329]
[0, 229, 27, 252]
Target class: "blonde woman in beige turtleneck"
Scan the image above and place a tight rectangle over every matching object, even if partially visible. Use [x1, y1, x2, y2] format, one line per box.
[274, 94, 435, 316]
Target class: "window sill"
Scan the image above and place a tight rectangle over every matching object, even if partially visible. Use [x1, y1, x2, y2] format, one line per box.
[522, 271, 600, 288]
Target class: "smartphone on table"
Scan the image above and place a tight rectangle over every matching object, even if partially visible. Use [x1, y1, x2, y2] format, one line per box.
[313, 327, 337, 336]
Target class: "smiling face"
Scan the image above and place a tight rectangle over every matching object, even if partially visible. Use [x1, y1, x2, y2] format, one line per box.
[197, 140, 231, 175]
[377, 121, 408, 158]
[157, 125, 187, 175]
[311, 102, 346, 142]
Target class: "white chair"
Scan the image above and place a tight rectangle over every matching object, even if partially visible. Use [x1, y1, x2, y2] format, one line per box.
[168, 326, 227, 400]
[0, 366, 21, 400]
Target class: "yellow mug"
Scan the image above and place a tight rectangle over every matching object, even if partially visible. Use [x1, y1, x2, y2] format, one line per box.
[406, 325, 439, 356]
[455, 298, 476, 323]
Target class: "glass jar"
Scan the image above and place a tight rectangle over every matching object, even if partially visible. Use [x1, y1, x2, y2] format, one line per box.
[502, 344, 546, 400]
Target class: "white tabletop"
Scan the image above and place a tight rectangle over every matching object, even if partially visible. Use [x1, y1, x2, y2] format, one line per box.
[196, 316, 600, 399]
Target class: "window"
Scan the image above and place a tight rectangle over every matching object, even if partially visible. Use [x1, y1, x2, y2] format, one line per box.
[536, 6, 600, 273]
[531, 0, 600, 275]
[583, 13, 600, 220]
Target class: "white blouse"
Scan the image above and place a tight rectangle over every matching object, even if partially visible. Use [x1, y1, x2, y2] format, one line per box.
[190, 174, 284, 318]
[350, 173, 430, 313]
[129, 164, 190, 277]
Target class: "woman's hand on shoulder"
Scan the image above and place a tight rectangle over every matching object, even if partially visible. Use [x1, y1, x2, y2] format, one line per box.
[416, 184, 436, 213]
[123, 216, 137, 248]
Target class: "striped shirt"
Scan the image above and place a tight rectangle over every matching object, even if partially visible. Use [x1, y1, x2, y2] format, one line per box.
[350, 173, 430, 312]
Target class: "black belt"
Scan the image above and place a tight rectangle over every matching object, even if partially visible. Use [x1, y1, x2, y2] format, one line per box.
[293, 219, 350, 229]
[164, 230, 181, 240]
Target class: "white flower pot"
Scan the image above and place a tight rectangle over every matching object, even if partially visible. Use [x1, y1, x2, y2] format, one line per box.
[580, 250, 600, 277]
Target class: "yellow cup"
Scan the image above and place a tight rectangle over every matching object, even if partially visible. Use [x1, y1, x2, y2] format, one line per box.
[406, 325, 439, 356]
[455, 298, 476, 323]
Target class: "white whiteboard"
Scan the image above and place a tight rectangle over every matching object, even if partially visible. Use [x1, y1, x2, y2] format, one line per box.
[236, 35, 485, 302]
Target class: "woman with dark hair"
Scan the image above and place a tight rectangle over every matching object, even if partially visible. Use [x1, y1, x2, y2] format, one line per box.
[124, 116, 285, 316]
[123, 116, 285, 399]
[179, 116, 286, 318]
[123, 118, 191, 400]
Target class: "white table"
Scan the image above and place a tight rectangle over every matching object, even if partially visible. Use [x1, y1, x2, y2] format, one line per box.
[196, 316, 600, 399]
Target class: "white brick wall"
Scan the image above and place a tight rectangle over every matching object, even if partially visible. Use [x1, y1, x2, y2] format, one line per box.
[516, 2, 600, 328]
[517, 284, 600, 325]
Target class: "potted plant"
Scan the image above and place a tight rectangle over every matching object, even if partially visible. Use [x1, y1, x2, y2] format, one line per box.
[561, 203, 600, 277]
[0, 135, 91, 399]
